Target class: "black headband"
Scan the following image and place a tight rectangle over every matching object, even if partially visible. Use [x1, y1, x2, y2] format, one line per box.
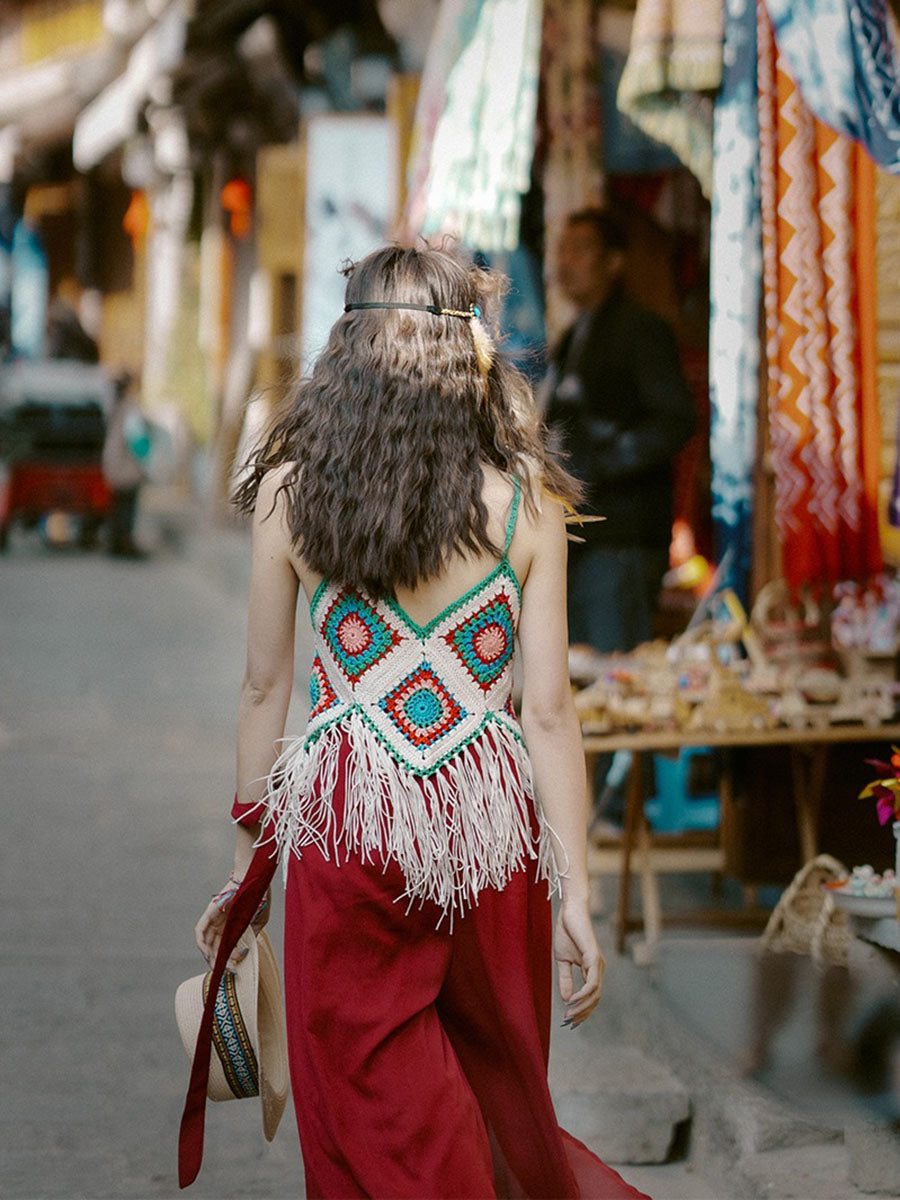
[344, 301, 481, 319]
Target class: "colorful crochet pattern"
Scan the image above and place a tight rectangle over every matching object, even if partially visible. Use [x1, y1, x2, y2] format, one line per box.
[444, 592, 516, 692]
[305, 560, 522, 775]
[322, 592, 402, 684]
[260, 479, 559, 920]
[379, 663, 468, 751]
[308, 656, 339, 722]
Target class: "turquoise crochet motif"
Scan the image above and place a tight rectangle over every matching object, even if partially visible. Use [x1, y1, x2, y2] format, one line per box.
[444, 593, 516, 691]
[322, 592, 401, 684]
[379, 662, 467, 750]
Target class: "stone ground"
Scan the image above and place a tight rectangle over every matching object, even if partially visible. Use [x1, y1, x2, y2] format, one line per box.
[0, 491, 887, 1200]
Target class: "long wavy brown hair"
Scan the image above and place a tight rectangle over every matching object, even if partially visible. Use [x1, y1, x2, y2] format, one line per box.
[234, 244, 581, 595]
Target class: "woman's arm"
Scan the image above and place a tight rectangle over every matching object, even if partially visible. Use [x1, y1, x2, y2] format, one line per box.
[517, 497, 604, 1026]
[195, 470, 299, 965]
[232, 470, 299, 870]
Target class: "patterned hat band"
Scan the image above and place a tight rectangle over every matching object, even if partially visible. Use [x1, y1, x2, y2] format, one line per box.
[344, 301, 482, 320]
[175, 928, 290, 1144]
[202, 970, 260, 1099]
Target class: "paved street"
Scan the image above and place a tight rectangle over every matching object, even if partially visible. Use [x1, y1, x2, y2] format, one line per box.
[1, 511, 311, 1199]
[0, 503, 721, 1200]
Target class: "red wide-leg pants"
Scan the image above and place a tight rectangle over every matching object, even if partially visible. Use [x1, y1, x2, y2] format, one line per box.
[282, 800, 649, 1198]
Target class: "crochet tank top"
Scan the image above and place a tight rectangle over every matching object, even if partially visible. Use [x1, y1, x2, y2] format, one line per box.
[260, 477, 559, 921]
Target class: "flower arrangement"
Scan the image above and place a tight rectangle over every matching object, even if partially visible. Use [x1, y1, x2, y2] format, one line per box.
[860, 747, 900, 825]
[857, 751, 900, 918]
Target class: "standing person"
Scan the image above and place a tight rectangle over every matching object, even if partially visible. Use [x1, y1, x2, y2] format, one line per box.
[185, 246, 649, 1199]
[102, 370, 148, 558]
[544, 209, 696, 655]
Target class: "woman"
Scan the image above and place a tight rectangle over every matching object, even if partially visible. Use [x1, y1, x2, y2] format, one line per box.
[190, 245, 649, 1199]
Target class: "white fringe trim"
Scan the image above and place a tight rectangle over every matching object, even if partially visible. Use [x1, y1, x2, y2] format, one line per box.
[259, 714, 560, 924]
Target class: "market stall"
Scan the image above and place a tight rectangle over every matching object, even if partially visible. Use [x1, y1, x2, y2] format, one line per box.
[571, 576, 900, 954]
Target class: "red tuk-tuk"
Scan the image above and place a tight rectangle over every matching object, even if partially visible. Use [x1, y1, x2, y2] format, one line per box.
[0, 360, 114, 551]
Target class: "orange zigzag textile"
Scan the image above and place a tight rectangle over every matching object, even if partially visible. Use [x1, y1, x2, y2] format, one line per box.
[757, 1, 881, 592]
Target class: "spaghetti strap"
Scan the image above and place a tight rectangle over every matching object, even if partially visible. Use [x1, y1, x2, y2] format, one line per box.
[502, 476, 521, 558]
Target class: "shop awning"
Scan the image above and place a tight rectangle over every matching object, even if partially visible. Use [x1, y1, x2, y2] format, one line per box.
[72, 2, 188, 171]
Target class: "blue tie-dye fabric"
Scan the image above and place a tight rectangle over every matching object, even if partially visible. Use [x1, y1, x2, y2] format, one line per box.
[709, 0, 761, 602]
[765, 0, 900, 171]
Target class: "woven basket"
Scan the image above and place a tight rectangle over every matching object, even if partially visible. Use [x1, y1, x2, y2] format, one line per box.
[760, 854, 850, 968]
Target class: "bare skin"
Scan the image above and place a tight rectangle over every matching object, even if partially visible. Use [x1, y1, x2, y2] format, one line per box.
[194, 464, 605, 1026]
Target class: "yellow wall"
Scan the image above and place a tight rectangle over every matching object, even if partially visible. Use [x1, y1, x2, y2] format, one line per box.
[22, 0, 105, 63]
[255, 141, 305, 392]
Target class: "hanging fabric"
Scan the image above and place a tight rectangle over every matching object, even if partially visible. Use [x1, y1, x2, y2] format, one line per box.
[415, 0, 543, 252]
[758, 2, 882, 590]
[763, 0, 900, 172]
[399, 0, 475, 244]
[597, 6, 680, 176]
[877, 170, 900, 530]
[617, 0, 724, 198]
[889, 382, 900, 527]
[540, 0, 605, 340]
[707, 0, 761, 601]
[10, 219, 49, 360]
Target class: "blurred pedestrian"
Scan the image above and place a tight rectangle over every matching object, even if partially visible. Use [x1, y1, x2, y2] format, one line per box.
[544, 208, 696, 654]
[102, 370, 148, 558]
[184, 245, 649, 1199]
[45, 295, 99, 363]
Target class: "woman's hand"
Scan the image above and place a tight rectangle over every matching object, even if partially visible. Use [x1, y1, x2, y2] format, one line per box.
[193, 876, 271, 973]
[195, 896, 239, 971]
[554, 898, 605, 1028]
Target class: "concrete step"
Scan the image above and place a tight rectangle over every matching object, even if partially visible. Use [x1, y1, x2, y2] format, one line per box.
[550, 1043, 691, 1164]
[845, 1118, 900, 1195]
[736, 1142, 877, 1200]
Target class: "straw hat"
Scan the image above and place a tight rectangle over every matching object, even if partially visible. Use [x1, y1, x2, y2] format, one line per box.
[175, 929, 289, 1141]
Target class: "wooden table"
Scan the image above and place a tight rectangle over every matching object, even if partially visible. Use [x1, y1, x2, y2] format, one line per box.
[583, 722, 900, 959]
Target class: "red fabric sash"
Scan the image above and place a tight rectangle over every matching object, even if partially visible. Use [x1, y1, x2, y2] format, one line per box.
[178, 834, 278, 1188]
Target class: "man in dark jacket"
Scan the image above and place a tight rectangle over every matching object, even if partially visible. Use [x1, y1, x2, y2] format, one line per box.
[544, 208, 696, 653]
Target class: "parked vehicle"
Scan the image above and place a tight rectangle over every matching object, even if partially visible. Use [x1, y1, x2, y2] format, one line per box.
[0, 360, 115, 551]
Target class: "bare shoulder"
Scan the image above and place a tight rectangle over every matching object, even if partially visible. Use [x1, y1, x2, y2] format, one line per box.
[480, 463, 517, 510]
[499, 465, 564, 541]
[521, 486, 565, 550]
[253, 463, 299, 528]
[255, 462, 296, 507]
[480, 464, 564, 582]
[479, 463, 546, 524]
[250, 465, 298, 562]
[254, 463, 322, 593]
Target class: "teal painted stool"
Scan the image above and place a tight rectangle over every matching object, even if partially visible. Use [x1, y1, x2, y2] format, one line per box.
[645, 747, 720, 833]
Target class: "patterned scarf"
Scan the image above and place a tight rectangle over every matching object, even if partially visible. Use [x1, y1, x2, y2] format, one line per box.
[758, 1, 882, 588]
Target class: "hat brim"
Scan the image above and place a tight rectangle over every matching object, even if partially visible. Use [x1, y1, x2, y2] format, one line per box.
[256, 930, 290, 1140]
[175, 929, 289, 1139]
